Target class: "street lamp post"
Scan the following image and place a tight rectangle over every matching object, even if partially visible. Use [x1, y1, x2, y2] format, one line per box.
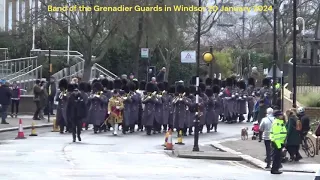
[292, 0, 297, 108]
[272, 0, 278, 105]
[193, 0, 202, 152]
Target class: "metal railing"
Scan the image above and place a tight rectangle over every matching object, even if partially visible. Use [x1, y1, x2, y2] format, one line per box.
[7, 65, 43, 92]
[52, 56, 85, 82]
[91, 63, 118, 81]
[30, 49, 83, 57]
[2, 65, 33, 80]
[0, 57, 38, 79]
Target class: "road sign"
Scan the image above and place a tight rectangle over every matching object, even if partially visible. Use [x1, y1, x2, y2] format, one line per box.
[181, 51, 196, 63]
[141, 48, 149, 58]
[267, 66, 283, 78]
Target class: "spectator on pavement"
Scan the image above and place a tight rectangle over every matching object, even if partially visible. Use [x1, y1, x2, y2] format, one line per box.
[259, 107, 274, 169]
[253, 99, 268, 142]
[270, 110, 287, 174]
[285, 109, 303, 162]
[10, 81, 20, 118]
[44, 76, 56, 116]
[151, 77, 157, 84]
[0, 80, 12, 124]
[39, 80, 48, 120]
[156, 67, 166, 82]
[33, 80, 43, 120]
[297, 107, 310, 138]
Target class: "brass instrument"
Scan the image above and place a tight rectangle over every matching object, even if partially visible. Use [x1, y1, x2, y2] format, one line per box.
[59, 90, 67, 99]
[173, 92, 185, 104]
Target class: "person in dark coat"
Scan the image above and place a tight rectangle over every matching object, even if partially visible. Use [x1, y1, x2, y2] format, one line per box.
[247, 77, 255, 122]
[154, 83, 164, 133]
[78, 82, 89, 129]
[10, 81, 20, 118]
[66, 84, 87, 142]
[205, 87, 214, 133]
[128, 82, 140, 133]
[122, 84, 132, 134]
[211, 85, 221, 132]
[199, 82, 208, 132]
[33, 79, 43, 120]
[168, 85, 175, 131]
[44, 76, 56, 116]
[137, 80, 146, 131]
[183, 86, 192, 136]
[237, 80, 247, 122]
[55, 79, 68, 133]
[87, 81, 107, 133]
[187, 85, 197, 135]
[254, 99, 268, 142]
[160, 82, 170, 132]
[101, 79, 111, 132]
[142, 82, 157, 135]
[83, 83, 92, 130]
[173, 84, 187, 135]
[0, 80, 12, 124]
[285, 109, 303, 161]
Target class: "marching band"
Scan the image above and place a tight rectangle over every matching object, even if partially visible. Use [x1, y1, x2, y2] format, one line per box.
[55, 75, 273, 141]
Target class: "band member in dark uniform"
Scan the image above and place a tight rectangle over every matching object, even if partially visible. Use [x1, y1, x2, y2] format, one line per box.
[173, 84, 187, 136]
[199, 82, 208, 133]
[205, 87, 214, 133]
[122, 84, 132, 134]
[55, 79, 69, 134]
[142, 82, 157, 135]
[137, 81, 146, 131]
[168, 85, 175, 131]
[129, 82, 140, 133]
[160, 82, 170, 133]
[66, 83, 87, 142]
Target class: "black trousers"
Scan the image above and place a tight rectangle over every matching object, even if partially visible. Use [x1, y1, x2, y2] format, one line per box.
[33, 101, 41, 119]
[44, 97, 54, 115]
[271, 142, 282, 172]
[11, 100, 20, 114]
[287, 145, 302, 160]
[264, 140, 272, 166]
[71, 120, 82, 139]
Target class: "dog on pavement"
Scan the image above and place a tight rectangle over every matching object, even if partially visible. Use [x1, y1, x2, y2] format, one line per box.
[241, 127, 248, 140]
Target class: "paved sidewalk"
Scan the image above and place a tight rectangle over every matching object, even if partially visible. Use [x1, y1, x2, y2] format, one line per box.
[168, 144, 243, 161]
[211, 138, 320, 173]
[0, 115, 53, 132]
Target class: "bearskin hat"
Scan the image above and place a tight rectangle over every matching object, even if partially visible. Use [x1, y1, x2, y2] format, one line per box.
[92, 79, 100, 85]
[67, 84, 75, 92]
[146, 82, 154, 93]
[86, 83, 91, 93]
[205, 78, 212, 86]
[226, 78, 233, 86]
[169, 85, 175, 94]
[127, 82, 135, 92]
[101, 79, 108, 88]
[107, 81, 114, 90]
[248, 77, 255, 86]
[184, 87, 190, 96]
[153, 83, 159, 92]
[133, 80, 139, 91]
[189, 86, 196, 94]
[114, 79, 122, 89]
[157, 82, 165, 91]
[262, 78, 270, 87]
[163, 81, 169, 91]
[199, 83, 206, 92]
[176, 84, 184, 94]
[238, 80, 246, 90]
[92, 82, 103, 92]
[79, 82, 86, 91]
[121, 79, 128, 86]
[123, 85, 130, 93]
[220, 80, 226, 88]
[139, 81, 146, 91]
[212, 85, 220, 94]
[213, 78, 219, 85]
[205, 88, 213, 97]
[58, 78, 68, 90]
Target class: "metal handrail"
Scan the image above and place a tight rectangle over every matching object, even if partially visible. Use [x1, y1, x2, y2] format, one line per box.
[30, 49, 83, 56]
[8, 65, 43, 82]
[93, 63, 118, 78]
[0, 56, 37, 63]
[2, 65, 33, 79]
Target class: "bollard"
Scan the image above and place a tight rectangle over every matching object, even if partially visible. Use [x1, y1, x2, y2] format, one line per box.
[51, 118, 60, 132]
[164, 129, 174, 150]
[175, 130, 185, 145]
[29, 121, 38, 136]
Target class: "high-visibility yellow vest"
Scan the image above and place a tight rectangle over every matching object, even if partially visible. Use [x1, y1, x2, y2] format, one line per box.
[275, 83, 280, 89]
[270, 118, 287, 149]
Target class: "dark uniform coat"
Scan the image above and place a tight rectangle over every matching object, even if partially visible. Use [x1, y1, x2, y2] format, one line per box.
[55, 90, 68, 125]
[87, 94, 107, 126]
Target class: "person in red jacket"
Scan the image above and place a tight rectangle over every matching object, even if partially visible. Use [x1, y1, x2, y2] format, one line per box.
[10, 81, 20, 118]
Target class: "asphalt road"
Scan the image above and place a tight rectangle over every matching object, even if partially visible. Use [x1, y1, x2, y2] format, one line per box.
[0, 124, 315, 180]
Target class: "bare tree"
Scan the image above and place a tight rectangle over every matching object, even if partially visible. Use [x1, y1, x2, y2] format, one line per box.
[37, 0, 129, 80]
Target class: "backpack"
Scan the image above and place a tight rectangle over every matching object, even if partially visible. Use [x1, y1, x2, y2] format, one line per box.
[296, 119, 302, 131]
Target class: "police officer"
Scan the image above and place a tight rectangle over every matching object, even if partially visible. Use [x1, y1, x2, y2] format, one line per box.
[270, 110, 287, 174]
